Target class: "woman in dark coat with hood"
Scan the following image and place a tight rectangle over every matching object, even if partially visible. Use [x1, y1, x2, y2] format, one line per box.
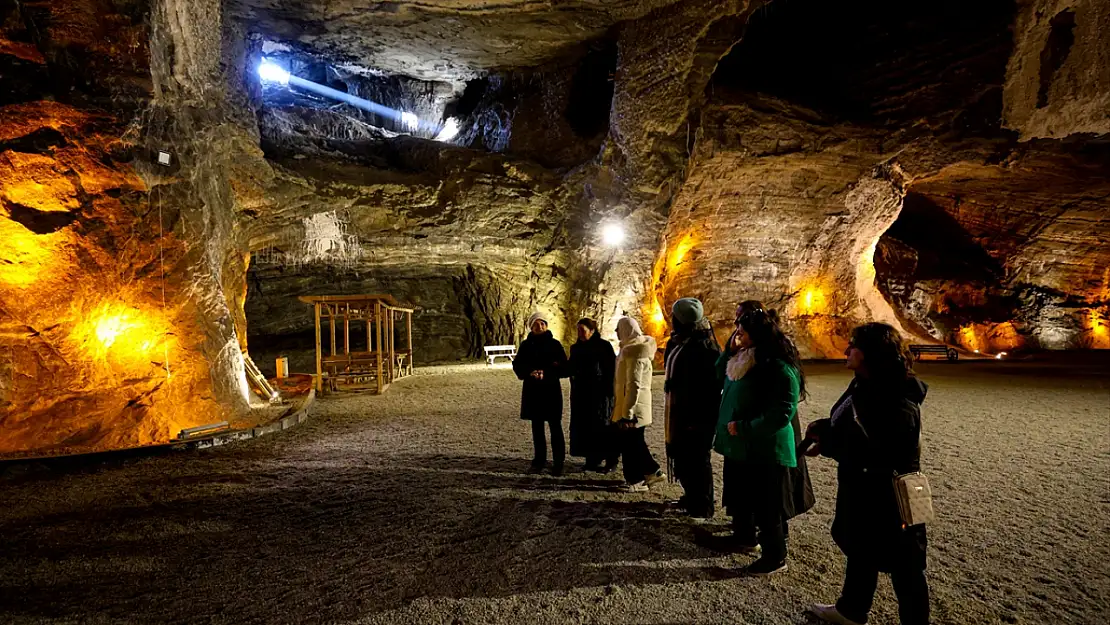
[569, 317, 617, 472]
[663, 298, 721, 519]
[513, 312, 569, 475]
[805, 322, 930, 625]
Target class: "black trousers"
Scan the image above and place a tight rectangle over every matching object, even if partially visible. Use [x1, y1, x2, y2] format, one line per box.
[837, 559, 930, 625]
[672, 444, 714, 516]
[618, 426, 660, 484]
[731, 509, 788, 563]
[724, 459, 790, 563]
[585, 425, 620, 469]
[531, 419, 565, 468]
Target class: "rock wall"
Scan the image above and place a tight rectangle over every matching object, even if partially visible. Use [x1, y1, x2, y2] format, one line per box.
[0, 0, 267, 456]
[246, 264, 527, 371]
[3, 0, 1107, 455]
[1004, 0, 1110, 139]
[645, 0, 1109, 356]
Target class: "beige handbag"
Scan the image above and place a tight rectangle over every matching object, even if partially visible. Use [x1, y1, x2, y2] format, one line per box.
[893, 472, 935, 527]
[853, 402, 935, 527]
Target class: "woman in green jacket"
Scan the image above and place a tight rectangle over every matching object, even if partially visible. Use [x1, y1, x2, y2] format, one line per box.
[714, 304, 808, 575]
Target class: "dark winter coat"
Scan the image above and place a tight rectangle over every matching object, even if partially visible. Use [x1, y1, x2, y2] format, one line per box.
[714, 355, 801, 467]
[568, 333, 616, 456]
[512, 330, 569, 422]
[663, 326, 721, 451]
[715, 349, 815, 521]
[810, 375, 929, 572]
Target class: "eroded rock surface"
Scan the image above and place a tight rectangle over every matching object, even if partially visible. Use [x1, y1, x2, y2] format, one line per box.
[2, 0, 1108, 455]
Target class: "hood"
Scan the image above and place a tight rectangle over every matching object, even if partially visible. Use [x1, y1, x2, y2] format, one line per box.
[619, 334, 657, 360]
[615, 316, 644, 343]
[903, 375, 928, 405]
[859, 374, 928, 405]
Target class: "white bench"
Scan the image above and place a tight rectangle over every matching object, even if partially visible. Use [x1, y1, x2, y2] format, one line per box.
[484, 344, 516, 365]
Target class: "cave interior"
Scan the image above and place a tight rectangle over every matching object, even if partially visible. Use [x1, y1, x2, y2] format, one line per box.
[0, 0, 1108, 456]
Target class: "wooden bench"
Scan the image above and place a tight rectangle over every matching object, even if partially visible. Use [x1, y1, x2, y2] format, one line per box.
[909, 344, 959, 362]
[484, 344, 516, 365]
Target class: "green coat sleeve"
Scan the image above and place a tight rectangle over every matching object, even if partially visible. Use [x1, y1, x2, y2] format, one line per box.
[715, 350, 731, 385]
[743, 363, 799, 438]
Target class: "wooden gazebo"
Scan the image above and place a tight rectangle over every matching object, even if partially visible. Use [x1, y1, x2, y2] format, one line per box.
[297, 294, 415, 395]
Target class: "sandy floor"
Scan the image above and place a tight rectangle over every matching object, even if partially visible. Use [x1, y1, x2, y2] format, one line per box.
[1, 357, 1107, 624]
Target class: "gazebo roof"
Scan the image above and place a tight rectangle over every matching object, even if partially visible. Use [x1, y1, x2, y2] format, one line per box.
[297, 294, 415, 311]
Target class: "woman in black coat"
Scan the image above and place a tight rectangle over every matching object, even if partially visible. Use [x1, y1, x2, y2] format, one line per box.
[805, 322, 930, 625]
[568, 318, 617, 472]
[513, 312, 569, 475]
[663, 298, 721, 518]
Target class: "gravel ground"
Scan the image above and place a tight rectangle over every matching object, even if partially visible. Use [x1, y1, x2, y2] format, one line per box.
[1, 357, 1107, 625]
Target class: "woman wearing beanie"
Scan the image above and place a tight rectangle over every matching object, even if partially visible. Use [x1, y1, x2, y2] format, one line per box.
[513, 312, 569, 475]
[663, 298, 721, 519]
[569, 317, 618, 472]
[612, 316, 665, 492]
[715, 302, 809, 575]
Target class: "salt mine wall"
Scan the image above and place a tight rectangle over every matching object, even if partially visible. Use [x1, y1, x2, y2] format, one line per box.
[2, 0, 1108, 455]
[0, 0, 266, 456]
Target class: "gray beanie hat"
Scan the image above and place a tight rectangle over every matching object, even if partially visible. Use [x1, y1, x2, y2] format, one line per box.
[671, 298, 704, 325]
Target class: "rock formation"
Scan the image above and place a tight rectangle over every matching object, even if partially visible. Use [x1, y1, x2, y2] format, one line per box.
[1, 0, 1107, 455]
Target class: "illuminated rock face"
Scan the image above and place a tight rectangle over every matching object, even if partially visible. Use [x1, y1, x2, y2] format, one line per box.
[1004, 0, 1110, 139]
[2, 0, 1109, 455]
[0, 0, 262, 456]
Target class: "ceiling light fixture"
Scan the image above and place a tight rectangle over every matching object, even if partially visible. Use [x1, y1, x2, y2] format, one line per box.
[434, 118, 460, 142]
[258, 59, 290, 85]
[601, 223, 626, 247]
[257, 57, 433, 136]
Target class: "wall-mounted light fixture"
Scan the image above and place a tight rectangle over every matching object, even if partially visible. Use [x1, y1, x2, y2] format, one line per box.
[601, 223, 626, 247]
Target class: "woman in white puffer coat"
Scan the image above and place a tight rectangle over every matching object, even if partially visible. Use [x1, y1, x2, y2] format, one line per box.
[612, 316, 666, 492]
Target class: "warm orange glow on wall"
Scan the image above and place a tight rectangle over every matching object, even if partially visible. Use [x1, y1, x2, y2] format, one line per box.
[959, 326, 981, 352]
[957, 322, 1024, 354]
[667, 233, 697, 274]
[0, 219, 58, 287]
[69, 301, 174, 373]
[1087, 308, 1109, 348]
[797, 283, 828, 316]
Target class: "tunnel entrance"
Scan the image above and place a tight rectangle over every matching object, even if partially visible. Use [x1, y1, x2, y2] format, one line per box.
[873, 192, 1015, 343]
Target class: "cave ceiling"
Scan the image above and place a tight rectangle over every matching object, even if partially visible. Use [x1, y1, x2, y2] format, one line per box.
[228, 0, 685, 80]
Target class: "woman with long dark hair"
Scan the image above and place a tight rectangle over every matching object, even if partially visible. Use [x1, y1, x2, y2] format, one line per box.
[569, 317, 618, 472]
[722, 301, 816, 551]
[805, 323, 929, 625]
[714, 302, 809, 575]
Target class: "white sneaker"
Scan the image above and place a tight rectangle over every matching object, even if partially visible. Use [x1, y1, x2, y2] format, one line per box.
[644, 470, 667, 486]
[625, 481, 649, 493]
[810, 604, 863, 625]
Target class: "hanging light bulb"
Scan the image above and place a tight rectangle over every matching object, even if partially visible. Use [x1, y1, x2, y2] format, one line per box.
[601, 223, 626, 247]
[258, 59, 290, 85]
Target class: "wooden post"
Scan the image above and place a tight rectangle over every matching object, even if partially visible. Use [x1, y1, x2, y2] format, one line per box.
[344, 313, 350, 362]
[329, 305, 337, 357]
[407, 311, 413, 374]
[314, 302, 323, 393]
[388, 309, 395, 382]
[375, 300, 384, 393]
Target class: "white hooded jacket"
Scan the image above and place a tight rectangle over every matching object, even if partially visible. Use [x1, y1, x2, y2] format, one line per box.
[612, 317, 656, 427]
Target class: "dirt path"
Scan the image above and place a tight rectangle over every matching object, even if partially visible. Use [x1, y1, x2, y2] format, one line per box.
[1, 359, 1107, 624]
